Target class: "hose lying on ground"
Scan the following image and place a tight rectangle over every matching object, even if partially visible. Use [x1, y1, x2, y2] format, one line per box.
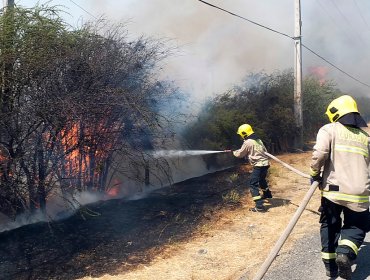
[238, 152, 318, 280]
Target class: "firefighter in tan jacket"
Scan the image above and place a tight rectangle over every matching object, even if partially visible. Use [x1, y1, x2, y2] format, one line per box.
[233, 124, 272, 212]
[310, 95, 370, 279]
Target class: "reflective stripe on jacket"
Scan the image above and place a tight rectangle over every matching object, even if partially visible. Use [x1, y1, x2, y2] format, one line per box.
[310, 122, 370, 212]
[233, 139, 269, 167]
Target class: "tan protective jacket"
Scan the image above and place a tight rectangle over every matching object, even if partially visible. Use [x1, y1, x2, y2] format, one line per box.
[310, 122, 370, 212]
[233, 138, 269, 167]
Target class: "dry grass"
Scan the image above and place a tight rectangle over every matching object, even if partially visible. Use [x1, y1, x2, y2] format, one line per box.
[79, 152, 321, 280]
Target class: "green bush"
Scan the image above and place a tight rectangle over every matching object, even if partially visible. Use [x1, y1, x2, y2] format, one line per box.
[182, 70, 348, 153]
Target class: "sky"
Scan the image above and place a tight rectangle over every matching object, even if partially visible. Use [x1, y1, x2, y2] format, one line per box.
[7, 0, 370, 104]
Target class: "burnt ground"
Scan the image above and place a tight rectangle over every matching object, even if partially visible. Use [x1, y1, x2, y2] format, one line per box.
[0, 165, 251, 280]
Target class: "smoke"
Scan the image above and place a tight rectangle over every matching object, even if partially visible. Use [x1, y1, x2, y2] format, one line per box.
[84, 0, 292, 104]
[19, 1, 370, 101]
[0, 182, 152, 233]
[302, 0, 370, 96]
[0, 190, 103, 233]
[83, 0, 370, 101]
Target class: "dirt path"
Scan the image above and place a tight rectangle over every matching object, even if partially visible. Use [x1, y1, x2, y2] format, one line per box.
[79, 152, 323, 280]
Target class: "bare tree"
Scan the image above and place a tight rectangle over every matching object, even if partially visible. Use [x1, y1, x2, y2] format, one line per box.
[0, 6, 184, 218]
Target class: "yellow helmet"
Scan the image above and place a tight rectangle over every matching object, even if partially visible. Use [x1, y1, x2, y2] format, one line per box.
[237, 124, 254, 138]
[325, 95, 359, 123]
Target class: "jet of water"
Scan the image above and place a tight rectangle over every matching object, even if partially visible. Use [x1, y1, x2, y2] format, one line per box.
[151, 150, 229, 158]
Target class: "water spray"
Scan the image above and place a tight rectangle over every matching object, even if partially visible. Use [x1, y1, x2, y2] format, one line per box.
[151, 150, 233, 159]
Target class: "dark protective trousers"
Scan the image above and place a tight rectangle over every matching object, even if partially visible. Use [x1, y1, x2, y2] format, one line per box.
[319, 197, 370, 260]
[249, 165, 269, 207]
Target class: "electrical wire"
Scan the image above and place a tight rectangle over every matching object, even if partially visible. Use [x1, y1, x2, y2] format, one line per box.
[197, 0, 370, 89]
[352, 0, 370, 32]
[315, 0, 355, 43]
[328, 0, 368, 47]
[69, 0, 98, 20]
[197, 0, 294, 40]
[301, 43, 370, 88]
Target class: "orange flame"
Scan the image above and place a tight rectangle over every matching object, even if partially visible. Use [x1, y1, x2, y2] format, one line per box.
[308, 66, 329, 85]
[59, 120, 123, 192]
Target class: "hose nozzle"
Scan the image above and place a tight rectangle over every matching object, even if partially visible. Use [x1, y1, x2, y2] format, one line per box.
[223, 149, 232, 153]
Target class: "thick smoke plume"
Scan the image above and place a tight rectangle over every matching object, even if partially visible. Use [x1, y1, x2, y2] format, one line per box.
[86, 0, 370, 101]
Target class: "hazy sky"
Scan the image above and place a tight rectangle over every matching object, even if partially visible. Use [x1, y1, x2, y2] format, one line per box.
[9, 0, 370, 103]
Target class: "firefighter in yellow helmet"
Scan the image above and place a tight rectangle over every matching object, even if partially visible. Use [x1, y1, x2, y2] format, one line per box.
[233, 124, 272, 212]
[310, 95, 370, 279]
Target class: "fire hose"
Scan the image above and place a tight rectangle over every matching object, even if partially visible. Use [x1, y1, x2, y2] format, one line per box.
[231, 151, 319, 280]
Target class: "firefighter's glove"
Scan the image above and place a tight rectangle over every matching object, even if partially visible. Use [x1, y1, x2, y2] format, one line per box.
[310, 175, 322, 186]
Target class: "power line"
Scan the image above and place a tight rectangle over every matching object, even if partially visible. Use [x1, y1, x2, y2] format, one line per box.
[328, 0, 368, 47]
[197, 0, 370, 89]
[352, 0, 370, 32]
[197, 0, 293, 40]
[315, 0, 355, 43]
[69, 0, 98, 20]
[301, 43, 370, 88]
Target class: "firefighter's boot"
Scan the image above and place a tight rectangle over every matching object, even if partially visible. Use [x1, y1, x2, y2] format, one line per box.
[324, 260, 338, 278]
[261, 189, 272, 199]
[250, 199, 266, 212]
[336, 253, 352, 279]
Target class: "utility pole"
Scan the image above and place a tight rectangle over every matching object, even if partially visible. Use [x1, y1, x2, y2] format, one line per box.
[4, 0, 15, 12]
[293, 0, 303, 150]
